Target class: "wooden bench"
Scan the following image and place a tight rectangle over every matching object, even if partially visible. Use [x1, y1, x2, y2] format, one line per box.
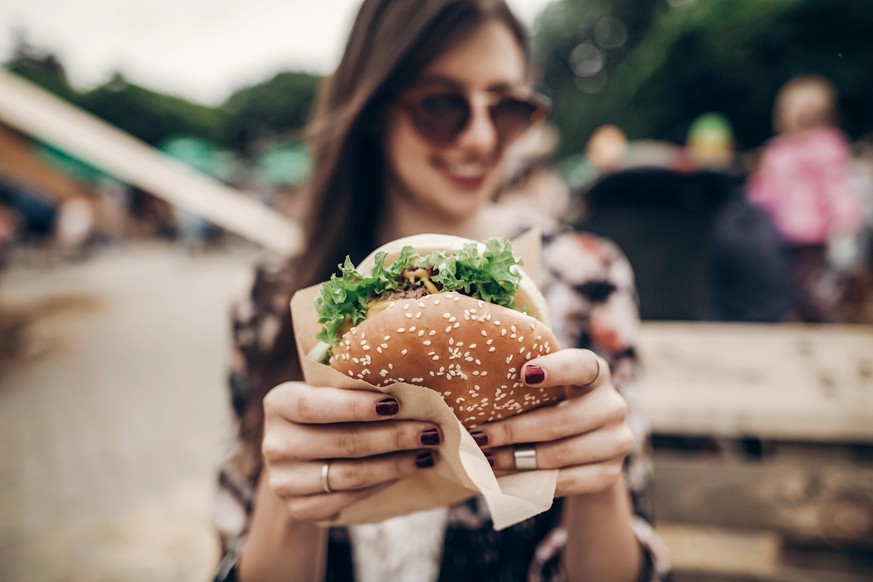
[638, 322, 873, 581]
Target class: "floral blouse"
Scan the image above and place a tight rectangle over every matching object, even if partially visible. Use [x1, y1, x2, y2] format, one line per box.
[213, 226, 671, 581]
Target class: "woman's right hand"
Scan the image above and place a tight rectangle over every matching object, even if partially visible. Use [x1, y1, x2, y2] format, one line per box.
[261, 382, 441, 523]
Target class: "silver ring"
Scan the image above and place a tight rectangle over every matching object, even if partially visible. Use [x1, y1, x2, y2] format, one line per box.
[513, 446, 538, 471]
[581, 357, 601, 387]
[321, 461, 333, 494]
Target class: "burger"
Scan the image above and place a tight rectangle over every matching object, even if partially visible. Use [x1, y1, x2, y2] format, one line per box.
[311, 234, 561, 428]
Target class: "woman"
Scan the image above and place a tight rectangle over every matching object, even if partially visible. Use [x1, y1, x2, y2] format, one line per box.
[214, 1, 669, 580]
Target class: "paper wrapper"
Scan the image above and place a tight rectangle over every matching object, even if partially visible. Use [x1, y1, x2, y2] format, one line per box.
[289, 229, 557, 531]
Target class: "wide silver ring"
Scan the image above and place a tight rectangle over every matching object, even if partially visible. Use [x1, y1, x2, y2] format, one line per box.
[321, 461, 333, 494]
[513, 446, 539, 471]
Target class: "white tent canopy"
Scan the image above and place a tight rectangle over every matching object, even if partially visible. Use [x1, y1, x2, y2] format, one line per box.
[0, 68, 300, 254]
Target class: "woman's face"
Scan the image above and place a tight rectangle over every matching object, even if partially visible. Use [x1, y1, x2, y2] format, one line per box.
[383, 20, 527, 222]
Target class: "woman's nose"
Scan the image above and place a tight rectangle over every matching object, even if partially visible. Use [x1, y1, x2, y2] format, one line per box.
[454, 106, 498, 154]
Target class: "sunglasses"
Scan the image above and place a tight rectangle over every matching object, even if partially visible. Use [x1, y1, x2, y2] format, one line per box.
[398, 86, 551, 146]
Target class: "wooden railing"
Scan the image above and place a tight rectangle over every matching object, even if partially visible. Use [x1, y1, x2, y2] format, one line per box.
[639, 322, 873, 580]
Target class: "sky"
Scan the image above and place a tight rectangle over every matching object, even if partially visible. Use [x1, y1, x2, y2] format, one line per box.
[0, 0, 554, 105]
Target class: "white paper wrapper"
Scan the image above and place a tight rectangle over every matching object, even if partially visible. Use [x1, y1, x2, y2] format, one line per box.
[289, 230, 557, 531]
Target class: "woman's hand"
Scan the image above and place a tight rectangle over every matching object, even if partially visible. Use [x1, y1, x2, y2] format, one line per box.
[471, 349, 634, 497]
[261, 382, 441, 523]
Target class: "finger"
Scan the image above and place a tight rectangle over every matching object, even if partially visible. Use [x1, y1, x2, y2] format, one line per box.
[484, 423, 634, 471]
[472, 384, 628, 448]
[264, 381, 401, 424]
[268, 450, 438, 496]
[555, 461, 625, 497]
[520, 349, 610, 391]
[264, 420, 442, 462]
[284, 482, 397, 523]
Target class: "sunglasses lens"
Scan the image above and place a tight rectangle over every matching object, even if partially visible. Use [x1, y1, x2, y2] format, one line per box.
[491, 98, 541, 142]
[409, 93, 469, 144]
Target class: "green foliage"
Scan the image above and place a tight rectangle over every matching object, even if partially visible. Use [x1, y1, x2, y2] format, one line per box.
[78, 75, 225, 147]
[533, 0, 873, 157]
[221, 71, 321, 151]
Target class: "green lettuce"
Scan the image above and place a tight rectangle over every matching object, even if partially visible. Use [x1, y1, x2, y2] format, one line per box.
[315, 238, 523, 346]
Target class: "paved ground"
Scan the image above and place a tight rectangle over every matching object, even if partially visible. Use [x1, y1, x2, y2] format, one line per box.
[0, 243, 262, 581]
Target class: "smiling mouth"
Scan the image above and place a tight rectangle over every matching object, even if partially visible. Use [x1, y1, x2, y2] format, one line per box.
[442, 161, 492, 182]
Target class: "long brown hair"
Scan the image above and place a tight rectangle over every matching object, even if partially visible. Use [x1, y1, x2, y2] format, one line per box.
[238, 0, 528, 466]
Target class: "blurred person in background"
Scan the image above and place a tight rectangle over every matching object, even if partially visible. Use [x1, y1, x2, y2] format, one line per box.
[212, 1, 669, 581]
[748, 75, 864, 322]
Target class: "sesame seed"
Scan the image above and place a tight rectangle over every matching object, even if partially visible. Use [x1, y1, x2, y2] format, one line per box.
[403, 303, 410, 310]
[376, 347, 383, 354]
[501, 329, 507, 336]
[525, 351, 532, 359]
[517, 336, 524, 343]
[432, 355, 440, 361]
[419, 302, 426, 308]
[433, 299, 441, 305]
[469, 344, 477, 349]
[418, 330, 425, 337]
[445, 326, 452, 333]
[519, 346, 525, 353]
[489, 347, 496, 352]
[453, 322, 460, 328]
[442, 313, 451, 319]
[409, 326, 416, 332]
[423, 340, 432, 346]
[405, 313, 413, 319]
[486, 339, 493, 345]
[481, 330, 487, 337]
[416, 312, 422, 319]
[363, 345, 370, 351]
[401, 349, 408, 356]
[429, 330, 436, 336]
[397, 328, 405, 333]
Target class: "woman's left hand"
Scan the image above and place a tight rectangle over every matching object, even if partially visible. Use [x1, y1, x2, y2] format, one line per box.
[473, 349, 634, 497]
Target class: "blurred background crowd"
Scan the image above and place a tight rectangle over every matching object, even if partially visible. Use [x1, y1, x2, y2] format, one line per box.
[1, 0, 872, 325]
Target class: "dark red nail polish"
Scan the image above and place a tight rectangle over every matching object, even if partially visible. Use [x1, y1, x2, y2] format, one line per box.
[420, 428, 441, 446]
[525, 364, 545, 385]
[470, 430, 489, 447]
[484, 452, 495, 467]
[376, 397, 399, 416]
[416, 451, 435, 468]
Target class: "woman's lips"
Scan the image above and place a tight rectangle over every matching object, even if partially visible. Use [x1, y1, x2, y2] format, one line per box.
[439, 161, 491, 190]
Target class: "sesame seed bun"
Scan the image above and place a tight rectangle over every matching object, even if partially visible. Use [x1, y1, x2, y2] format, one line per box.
[330, 294, 562, 427]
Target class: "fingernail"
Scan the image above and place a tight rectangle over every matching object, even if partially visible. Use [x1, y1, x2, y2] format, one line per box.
[416, 451, 435, 468]
[420, 428, 441, 446]
[375, 397, 399, 416]
[525, 364, 545, 385]
[470, 430, 489, 447]
[484, 452, 495, 467]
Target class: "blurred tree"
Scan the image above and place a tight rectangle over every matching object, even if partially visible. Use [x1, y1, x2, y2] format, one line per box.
[78, 74, 224, 147]
[221, 72, 321, 153]
[533, 0, 873, 157]
[4, 31, 79, 103]
[531, 0, 664, 157]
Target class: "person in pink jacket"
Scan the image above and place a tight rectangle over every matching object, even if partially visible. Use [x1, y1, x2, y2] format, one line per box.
[749, 75, 864, 321]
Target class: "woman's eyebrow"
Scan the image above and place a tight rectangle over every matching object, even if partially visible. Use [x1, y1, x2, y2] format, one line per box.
[411, 75, 520, 92]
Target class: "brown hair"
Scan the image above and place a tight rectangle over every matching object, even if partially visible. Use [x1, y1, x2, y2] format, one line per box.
[237, 0, 528, 467]
[773, 74, 838, 135]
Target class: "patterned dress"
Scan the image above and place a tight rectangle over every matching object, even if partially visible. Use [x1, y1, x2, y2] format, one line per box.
[213, 226, 671, 581]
